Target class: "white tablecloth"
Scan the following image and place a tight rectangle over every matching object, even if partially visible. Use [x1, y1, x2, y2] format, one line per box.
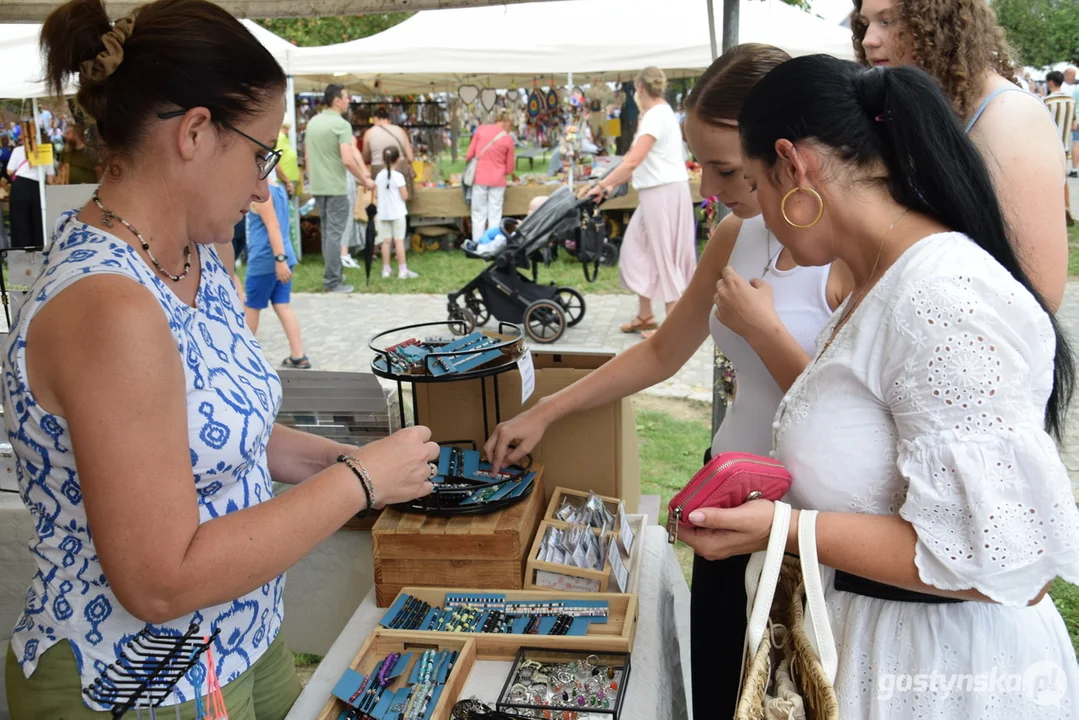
[285, 525, 693, 720]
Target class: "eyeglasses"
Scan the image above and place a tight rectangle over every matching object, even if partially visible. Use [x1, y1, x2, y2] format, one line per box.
[157, 110, 281, 180]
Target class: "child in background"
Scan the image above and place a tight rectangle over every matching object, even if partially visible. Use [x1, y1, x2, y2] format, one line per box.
[464, 195, 548, 257]
[376, 146, 417, 279]
[245, 176, 311, 368]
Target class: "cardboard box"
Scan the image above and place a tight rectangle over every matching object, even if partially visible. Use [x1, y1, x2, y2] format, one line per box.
[415, 349, 640, 512]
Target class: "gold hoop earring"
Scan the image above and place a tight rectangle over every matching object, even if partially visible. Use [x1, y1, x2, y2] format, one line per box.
[780, 187, 824, 229]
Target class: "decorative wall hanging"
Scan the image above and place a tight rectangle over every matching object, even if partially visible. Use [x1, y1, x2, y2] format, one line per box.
[527, 89, 543, 118]
[545, 87, 560, 110]
[506, 89, 520, 105]
[458, 85, 479, 106]
[590, 99, 602, 112]
[479, 87, 498, 112]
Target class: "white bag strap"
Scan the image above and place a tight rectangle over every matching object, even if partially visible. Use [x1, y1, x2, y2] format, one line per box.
[797, 509, 837, 683]
[477, 130, 506, 159]
[744, 501, 792, 658]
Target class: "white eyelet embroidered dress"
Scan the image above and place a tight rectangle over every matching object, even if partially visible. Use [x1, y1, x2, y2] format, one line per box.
[773, 233, 1079, 718]
[3, 213, 285, 710]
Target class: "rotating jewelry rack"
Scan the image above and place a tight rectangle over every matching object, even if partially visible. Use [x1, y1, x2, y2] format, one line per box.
[370, 321, 537, 517]
[82, 623, 219, 718]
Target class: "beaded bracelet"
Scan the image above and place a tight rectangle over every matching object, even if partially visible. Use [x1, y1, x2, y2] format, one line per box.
[338, 455, 375, 517]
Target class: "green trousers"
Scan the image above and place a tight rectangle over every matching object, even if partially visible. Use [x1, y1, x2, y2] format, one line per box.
[6, 628, 302, 720]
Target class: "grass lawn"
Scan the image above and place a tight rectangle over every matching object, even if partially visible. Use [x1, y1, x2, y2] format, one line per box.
[244, 245, 628, 295]
[1068, 222, 1079, 276]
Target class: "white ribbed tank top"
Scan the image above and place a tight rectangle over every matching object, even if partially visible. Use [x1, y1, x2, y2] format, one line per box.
[710, 215, 833, 457]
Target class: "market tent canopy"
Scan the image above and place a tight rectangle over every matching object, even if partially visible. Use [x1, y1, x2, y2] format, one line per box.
[0, 0, 562, 22]
[288, 0, 856, 94]
[0, 19, 294, 98]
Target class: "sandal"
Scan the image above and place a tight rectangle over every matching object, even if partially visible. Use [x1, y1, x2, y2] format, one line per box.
[282, 355, 311, 369]
[620, 315, 658, 333]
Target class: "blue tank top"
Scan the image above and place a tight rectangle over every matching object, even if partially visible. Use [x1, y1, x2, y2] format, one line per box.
[3, 212, 286, 710]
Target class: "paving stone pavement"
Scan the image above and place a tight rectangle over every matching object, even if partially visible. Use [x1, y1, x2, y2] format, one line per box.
[254, 292, 715, 401]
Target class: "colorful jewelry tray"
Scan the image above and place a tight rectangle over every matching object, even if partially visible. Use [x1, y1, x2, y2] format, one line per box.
[380, 592, 608, 638]
[371, 332, 509, 378]
[379, 588, 638, 661]
[316, 633, 477, 720]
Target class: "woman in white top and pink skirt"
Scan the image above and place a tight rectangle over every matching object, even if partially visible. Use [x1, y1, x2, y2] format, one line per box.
[587, 67, 699, 338]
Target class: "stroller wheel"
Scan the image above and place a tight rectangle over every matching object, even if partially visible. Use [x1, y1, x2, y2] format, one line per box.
[448, 307, 476, 336]
[599, 243, 620, 267]
[523, 299, 566, 344]
[555, 287, 586, 327]
[466, 289, 490, 326]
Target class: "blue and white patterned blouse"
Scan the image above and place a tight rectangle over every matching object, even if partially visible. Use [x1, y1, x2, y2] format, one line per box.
[3, 212, 286, 710]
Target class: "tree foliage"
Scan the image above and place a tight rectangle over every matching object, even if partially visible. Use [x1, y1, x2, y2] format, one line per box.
[993, 0, 1079, 67]
[255, 14, 412, 47]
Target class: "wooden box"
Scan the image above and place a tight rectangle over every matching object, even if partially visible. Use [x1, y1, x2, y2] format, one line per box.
[525, 520, 612, 593]
[316, 631, 476, 720]
[373, 473, 547, 607]
[524, 515, 646, 595]
[380, 587, 638, 660]
[544, 487, 622, 526]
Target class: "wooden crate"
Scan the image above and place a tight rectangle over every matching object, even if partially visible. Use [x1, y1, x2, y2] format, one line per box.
[525, 520, 612, 593]
[373, 472, 546, 607]
[380, 587, 638, 660]
[524, 515, 646, 594]
[545, 487, 622, 525]
[316, 631, 476, 720]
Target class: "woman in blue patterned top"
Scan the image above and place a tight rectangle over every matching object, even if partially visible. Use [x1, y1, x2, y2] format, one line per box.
[3, 1, 438, 718]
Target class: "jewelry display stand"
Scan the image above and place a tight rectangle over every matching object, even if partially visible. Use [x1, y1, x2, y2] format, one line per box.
[370, 321, 536, 517]
[82, 623, 219, 718]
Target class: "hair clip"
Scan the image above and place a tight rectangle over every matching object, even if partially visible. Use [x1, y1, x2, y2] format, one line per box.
[874, 113, 887, 123]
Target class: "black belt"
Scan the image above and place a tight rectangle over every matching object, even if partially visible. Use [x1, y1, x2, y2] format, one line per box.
[834, 570, 966, 604]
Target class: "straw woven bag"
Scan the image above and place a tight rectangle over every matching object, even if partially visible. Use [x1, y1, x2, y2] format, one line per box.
[735, 504, 839, 720]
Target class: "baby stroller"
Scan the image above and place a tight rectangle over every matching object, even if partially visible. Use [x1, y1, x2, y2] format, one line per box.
[447, 183, 627, 344]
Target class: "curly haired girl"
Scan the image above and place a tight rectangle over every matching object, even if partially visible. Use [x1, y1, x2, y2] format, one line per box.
[853, 0, 1070, 310]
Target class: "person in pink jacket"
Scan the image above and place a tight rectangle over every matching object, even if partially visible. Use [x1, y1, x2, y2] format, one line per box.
[465, 112, 516, 241]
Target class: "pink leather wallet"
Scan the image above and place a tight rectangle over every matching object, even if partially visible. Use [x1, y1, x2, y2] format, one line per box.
[666, 452, 792, 543]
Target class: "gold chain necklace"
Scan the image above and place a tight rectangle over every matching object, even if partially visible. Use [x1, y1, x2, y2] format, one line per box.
[819, 208, 911, 356]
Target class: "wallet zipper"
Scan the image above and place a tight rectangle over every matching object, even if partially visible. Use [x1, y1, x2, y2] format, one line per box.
[666, 457, 783, 543]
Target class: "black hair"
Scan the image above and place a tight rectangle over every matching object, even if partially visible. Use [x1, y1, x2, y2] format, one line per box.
[740, 55, 1074, 440]
[42, 0, 286, 166]
[1046, 71, 1065, 89]
[382, 146, 400, 189]
[324, 84, 346, 107]
[374, 107, 390, 121]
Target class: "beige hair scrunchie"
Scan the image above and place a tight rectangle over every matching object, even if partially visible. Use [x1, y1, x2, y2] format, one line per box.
[79, 16, 135, 83]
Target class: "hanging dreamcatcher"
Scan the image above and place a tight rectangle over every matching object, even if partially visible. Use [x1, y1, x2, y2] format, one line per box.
[527, 88, 543, 118]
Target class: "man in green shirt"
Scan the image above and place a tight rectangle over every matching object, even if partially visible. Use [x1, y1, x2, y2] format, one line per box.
[304, 84, 374, 293]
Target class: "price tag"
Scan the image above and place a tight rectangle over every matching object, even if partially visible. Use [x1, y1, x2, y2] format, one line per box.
[517, 349, 536, 404]
[618, 500, 635, 556]
[608, 537, 629, 593]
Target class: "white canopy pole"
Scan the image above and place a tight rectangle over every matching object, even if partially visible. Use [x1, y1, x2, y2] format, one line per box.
[32, 96, 47, 247]
[706, 0, 718, 61]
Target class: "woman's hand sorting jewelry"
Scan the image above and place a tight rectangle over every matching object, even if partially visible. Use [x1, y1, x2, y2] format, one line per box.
[353, 425, 440, 508]
[714, 266, 781, 340]
[484, 405, 549, 474]
[676, 500, 777, 561]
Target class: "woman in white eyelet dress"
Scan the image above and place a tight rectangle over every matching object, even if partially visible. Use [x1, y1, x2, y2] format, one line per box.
[773, 234, 1079, 718]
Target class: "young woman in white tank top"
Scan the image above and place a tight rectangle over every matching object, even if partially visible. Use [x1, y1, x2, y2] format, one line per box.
[481, 45, 853, 717]
[709, 214, 833, 457]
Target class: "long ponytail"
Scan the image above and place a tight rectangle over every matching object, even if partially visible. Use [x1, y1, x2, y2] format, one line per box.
[382, 145, 400, 190]
[739, 55, 1074, 439]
